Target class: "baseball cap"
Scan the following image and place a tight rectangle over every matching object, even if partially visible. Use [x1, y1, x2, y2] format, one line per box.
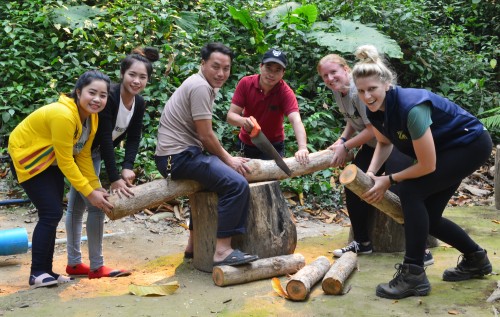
[262, 49, 287, 68]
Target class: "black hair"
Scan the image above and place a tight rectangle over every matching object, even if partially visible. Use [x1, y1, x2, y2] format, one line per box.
[200, 42, 234, 62]
[70, 70, 111, 104]
[120, 47, 160, 80]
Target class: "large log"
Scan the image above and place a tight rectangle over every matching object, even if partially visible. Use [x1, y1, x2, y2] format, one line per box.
[190, 181, 297, 273]
[322, 251, 357, 295]
[340, 163, 439, 251]
[285, 256, 331, 301]
[339, 164, 404, 224]
[212, 254, 305, 287]
[105, 150, 335, 220]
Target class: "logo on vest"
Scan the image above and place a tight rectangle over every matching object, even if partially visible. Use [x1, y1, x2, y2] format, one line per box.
[397, 131, 408, 140]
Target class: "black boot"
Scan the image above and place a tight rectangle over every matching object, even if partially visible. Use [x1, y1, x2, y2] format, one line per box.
[442, 249, 492, 281]
[376, 263, 431, 299]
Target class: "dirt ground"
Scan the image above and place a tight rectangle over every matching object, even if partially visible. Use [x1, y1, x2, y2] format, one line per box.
[0, 202, 499, 317]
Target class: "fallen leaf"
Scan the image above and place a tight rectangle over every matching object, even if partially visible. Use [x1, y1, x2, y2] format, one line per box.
[178, 222, 189, 230]
[282, 191, 297, 199]
[298, 192, 304, 206]
[129, 281, 179, 296]
[448, 309, 460, 315]
[271, 277, 289, 299]
[492, 220, 500, 224]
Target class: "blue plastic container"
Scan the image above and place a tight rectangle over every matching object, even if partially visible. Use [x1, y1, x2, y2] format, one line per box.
[0, 228, 29, 256]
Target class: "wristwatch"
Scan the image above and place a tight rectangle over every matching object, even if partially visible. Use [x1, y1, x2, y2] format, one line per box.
[388, 174, 398, 185]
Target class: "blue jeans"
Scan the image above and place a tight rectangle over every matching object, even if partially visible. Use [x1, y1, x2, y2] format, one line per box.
[65, 149, 105, 270]
[155, 146, 249, 238]
[10, 164, 64, 275]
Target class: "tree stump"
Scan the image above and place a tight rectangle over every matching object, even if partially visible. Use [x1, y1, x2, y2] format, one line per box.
[189, 180, 297, 272]
[322, 251, 357, 295]
[285, 256, 331, 301]
[340, 164, 438, 252]
[212, 254, 305, 287]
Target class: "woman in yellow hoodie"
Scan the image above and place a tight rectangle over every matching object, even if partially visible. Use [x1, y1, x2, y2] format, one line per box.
[8, 70, 113, 288]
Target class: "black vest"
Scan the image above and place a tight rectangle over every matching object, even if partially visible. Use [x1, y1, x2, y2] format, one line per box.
[367, 86, 484, 159]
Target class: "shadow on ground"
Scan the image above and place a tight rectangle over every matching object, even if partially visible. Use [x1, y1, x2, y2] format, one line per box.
[0, 206, 498, 317]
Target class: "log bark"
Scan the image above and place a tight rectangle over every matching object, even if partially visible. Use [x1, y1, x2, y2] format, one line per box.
[190, 181, 297, 273]
[339, 164, 404, 224]
[285, 256, 331, 301]
[212, 254, 305, 287]
[322, 251, 357, 295]
[341, 164, 439, 251]
[105, 150, 335, 220]
[495, 145, 500, 210]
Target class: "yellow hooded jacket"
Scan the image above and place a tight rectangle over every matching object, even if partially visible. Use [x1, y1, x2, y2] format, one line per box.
[8, 94, 100, 197]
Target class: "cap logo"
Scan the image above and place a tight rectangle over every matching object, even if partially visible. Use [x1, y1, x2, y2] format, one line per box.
[272, 50, 282, 57]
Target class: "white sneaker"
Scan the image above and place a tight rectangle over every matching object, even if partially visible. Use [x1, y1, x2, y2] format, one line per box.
[333, 240, 373, 257]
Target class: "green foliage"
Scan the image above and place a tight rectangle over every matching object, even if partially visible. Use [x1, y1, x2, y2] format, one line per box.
[309, 20, 403, 59]
[1, 0, 498, 210]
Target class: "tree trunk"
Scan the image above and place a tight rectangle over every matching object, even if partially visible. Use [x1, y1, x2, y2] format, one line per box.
[212, 254, 305, 287]
[285, 256, 331, 301]
[322, 251, 357, 295]
[190, 181, 297, 273]
[105, 150, 335, 220]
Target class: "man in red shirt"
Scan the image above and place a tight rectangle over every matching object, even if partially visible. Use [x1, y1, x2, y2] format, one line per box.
[227, 48, 309, 165]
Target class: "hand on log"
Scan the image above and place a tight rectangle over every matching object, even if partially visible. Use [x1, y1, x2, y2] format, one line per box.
[339, 164, 404, 224]
[106, 150, 337, 220]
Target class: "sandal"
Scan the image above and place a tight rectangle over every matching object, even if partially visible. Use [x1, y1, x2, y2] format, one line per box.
[213, 249, 258, 267]
[29, 273, 58, 289]
[56, 274, 75, 284]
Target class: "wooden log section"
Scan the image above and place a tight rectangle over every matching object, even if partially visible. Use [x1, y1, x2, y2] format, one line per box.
[285, 256, 331, 301]
[322, 251, 357, 295]
[212, 254, 305, 287]
[105, 150, 336, 220]
[339, 164, 404, 224]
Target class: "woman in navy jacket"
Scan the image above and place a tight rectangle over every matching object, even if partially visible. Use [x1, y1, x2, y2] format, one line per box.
[65, 47, 159, 279]
[352, 45, 492, 299]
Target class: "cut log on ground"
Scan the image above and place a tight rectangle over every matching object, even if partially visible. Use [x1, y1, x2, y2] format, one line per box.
[322, 251, 357, 295]
[212, 254, 305, 287]
[190, 181, 297, 273]
[105, 150, 335, 220]
[339, 164, 404, 224]
[285, 256, 331, 301]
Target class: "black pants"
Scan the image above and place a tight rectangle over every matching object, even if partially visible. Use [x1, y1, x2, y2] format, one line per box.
[11, 164, 64, 275]
[400, 131, 492, 266]
[238, 139, 284, 159]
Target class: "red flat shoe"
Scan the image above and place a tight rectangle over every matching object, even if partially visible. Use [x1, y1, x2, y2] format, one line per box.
[88, 266, 131, 279]
[66, 263, 90, 276]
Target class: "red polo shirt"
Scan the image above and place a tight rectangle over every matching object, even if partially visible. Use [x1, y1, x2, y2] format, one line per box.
[231, 74, 299, 145]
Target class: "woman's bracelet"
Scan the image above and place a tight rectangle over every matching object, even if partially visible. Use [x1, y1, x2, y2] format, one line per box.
[339, 137, 347, 143]
[342, 143, 349, 153]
